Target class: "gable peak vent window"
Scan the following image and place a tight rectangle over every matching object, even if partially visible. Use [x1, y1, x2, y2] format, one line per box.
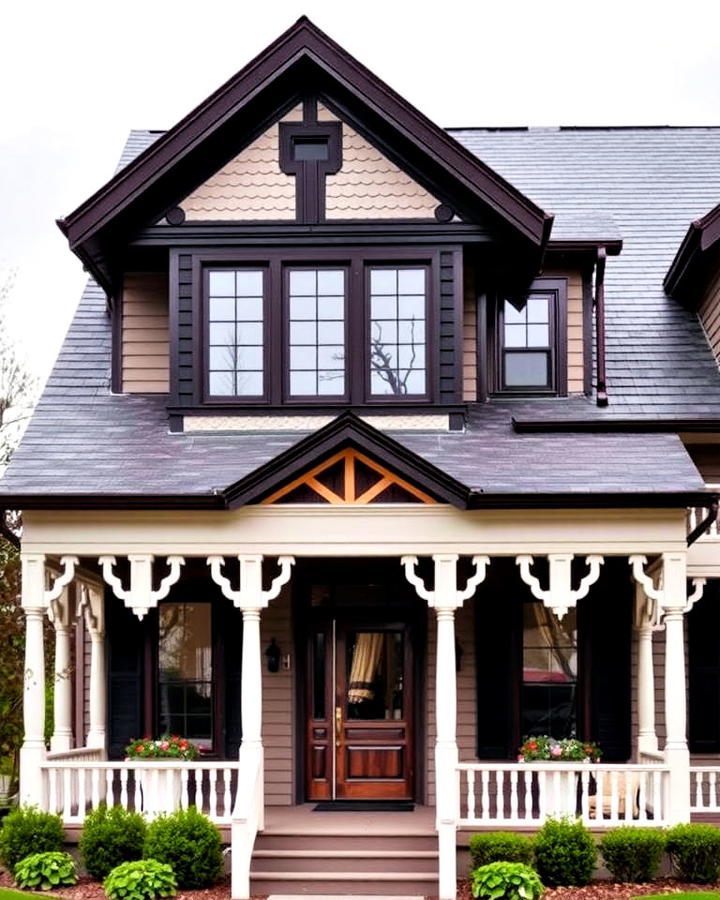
[279, 105, 342, 223]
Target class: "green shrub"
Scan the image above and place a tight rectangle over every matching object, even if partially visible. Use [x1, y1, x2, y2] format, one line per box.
[0, 806, 64, 871]
[469, 832, 534, 870]
[471, 861, 545, 900]
[666, 823, 720, 884]
[14, 851, 76, 890]
[533, 817, 597, 887]
[80, 803, 147, 879]
[143, 807, 222, 889]
[104, 859, 177, 900]
[599, 827, 665, 882]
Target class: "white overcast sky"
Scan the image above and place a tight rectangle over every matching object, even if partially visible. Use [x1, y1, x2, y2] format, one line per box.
[2, 0, 720, 379]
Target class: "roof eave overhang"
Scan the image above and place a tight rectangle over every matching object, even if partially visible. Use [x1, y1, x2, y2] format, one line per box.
[513, 416, 720, 433]
[547, 237, 623, 257]
[665, 201, 720, 303]
[0, 494, 226, 511]
[59, 17, 551, 265]
[467, 491, 709, 510]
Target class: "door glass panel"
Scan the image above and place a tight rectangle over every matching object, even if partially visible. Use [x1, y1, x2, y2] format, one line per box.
[345, 631, 403, 721]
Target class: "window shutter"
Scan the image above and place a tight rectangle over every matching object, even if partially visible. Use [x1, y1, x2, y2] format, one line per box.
[107, 597, 144, 759]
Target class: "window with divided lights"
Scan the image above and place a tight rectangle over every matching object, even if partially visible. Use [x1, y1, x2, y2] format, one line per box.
[158, 602, 213, 751]
[204, 253, 432, 405]
[522, 599, 578, 739]
[495, 279, 566, 395]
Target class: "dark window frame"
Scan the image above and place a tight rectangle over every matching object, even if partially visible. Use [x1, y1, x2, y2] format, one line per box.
[488, 277, 568, 397]
[193, 247, 439, 408]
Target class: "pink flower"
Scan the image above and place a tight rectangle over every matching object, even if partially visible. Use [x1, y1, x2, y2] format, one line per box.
[551, 745, 562, 757]
[160, 741, 170, 750]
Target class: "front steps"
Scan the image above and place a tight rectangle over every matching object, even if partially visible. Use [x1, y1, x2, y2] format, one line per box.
[250, 829, 439, 895]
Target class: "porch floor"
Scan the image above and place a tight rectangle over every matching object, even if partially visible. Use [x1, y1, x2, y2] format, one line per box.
[262, 804, 436, 835]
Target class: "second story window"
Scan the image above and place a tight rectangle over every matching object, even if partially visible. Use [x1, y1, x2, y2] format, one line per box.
[490, 278, 567, 396]
[202, 252, 436, 407]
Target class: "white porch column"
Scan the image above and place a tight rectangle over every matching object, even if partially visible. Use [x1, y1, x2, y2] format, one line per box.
[661, 552, 691, 823]
[402, 553, 488, 900]
[634, 580, 659, 757]
[20, 553, 49, 805]
[49, 584, 75, 753]
[81, 582, 107, 750]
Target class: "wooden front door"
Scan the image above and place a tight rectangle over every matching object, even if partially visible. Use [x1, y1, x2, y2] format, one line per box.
[305, 619, 414, 800]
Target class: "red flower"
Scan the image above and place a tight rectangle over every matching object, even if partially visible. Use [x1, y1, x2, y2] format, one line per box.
[528, 741, 538, 751]
[137, 745, 145, 753]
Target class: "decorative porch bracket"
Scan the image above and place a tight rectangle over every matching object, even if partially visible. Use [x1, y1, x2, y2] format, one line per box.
[629, 552, 704, 823]
[401, 554, 489, 900]
[515, 553, 604, 620]
[206, 555, 295, 609]
[98, 554, 185, 619]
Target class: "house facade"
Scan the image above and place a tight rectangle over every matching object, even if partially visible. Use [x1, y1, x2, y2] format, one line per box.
[4, 18, 720, 899]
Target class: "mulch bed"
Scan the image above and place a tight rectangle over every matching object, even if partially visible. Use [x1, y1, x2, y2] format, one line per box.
[3, 869, 720, 900]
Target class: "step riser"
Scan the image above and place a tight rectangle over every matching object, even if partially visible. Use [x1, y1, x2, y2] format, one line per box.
[252, 857, 438, 873]
[251, 878, 437, 895]
[255, 835, 436, 852]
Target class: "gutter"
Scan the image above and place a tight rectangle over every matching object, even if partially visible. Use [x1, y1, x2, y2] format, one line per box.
[687, 496, 719, 546]
[595, 247, 608, 407]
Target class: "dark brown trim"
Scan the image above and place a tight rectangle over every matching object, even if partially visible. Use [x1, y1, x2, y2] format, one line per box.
[512, 417, 720, 434]
[594, 248, 608, 406]
[111, 279, 123, 394]
[58, 17, 551, 276]
[548, 238, 622, 256]
[665, 200, 720, 302]
[0, 494, 226, 510]
[168, 250, 181, 402]
[581, 262, 594, 397]
[467, 491, 709, 510]
[131, 222, 496, 247]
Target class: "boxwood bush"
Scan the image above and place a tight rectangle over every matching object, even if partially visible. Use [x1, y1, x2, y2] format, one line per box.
[143, 807, 223, 889]
[471, 861, 545, 900]
[469, 832, 534, 870]
[0, 806, 64, 872]
[600, 827, 666, 882]
[14, 851, 77, 890]
[80, 803, 147, 879]
[533, 817, 597, 887]
[104, 859, 177, 900]
[666, 823, 720, 883]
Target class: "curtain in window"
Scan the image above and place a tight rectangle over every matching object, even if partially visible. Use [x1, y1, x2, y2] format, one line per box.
[348, 632, 384, 703]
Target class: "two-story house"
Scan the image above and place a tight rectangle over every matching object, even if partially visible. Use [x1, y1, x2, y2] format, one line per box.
[4, 17, 720, 900]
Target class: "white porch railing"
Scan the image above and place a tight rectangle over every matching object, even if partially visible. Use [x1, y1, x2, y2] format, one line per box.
[688, 488, 720, 538]
[457, 762, 670, 828]
[690, 767, 720, 813]
[40, 759, 242, 825]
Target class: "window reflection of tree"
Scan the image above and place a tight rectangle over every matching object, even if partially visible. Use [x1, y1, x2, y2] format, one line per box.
[370, 320, 418, 395]
[158, 604, 212, 741]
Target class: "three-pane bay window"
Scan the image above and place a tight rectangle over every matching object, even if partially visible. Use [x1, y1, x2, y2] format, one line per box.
[204, 255, 431, 403]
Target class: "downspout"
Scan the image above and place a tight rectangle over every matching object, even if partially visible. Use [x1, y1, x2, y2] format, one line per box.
[687, 496, 719, 546]
[594, 247, 608, 406]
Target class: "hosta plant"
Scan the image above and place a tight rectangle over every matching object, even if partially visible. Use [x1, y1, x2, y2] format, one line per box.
[14, 851, 77, 890]
[471, 861, 545, 900]
[104, 859, 177, 900]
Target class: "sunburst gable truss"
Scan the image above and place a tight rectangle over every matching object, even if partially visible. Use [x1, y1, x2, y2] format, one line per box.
[221, 411, 470, 509]
[57, 17, 553, 291]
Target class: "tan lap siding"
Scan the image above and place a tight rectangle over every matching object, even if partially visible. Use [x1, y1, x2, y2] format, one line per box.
[425, 600, 477, 805]
[122, 273, 169, 393]
[543, 268, 584, 395]
[261, 583, 294, 805]
[699, 268, 720, 364]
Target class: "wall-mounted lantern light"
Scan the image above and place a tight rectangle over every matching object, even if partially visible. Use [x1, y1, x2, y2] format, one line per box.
[265, 637, 281, 673]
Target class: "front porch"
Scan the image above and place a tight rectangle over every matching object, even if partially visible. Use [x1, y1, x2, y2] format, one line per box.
[16, 503, 720, 899]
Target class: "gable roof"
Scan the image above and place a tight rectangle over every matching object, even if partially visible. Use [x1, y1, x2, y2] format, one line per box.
[58, 17, 552, 290]
[665, 199, 720, 302]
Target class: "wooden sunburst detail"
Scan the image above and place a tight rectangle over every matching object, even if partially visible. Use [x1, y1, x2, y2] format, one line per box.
[261, 448, 437, 505]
